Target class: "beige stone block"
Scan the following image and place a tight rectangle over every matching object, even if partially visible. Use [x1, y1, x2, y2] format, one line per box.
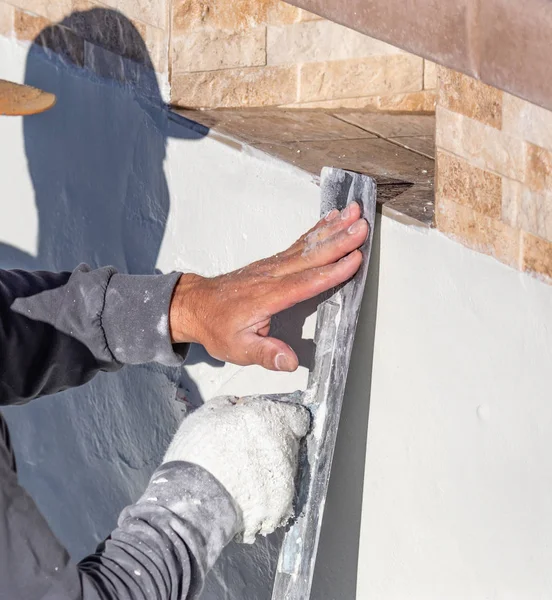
[526, 143, 552, 193]
[283, 90, 436, 111]
[522, 232, 552, 284]
[103, 0, 167, 30]
[424, 60, 437, 89]
[436, 197, 521, 268]
[438, 66, 502, 129]
[435, 106, 526, 182]
[299, 54, 423, 103]
[267, 20, 402, 66]
[503, 92, 552, 153]
[14, 8, 49, 41]
[502, 178, 552, 242]
[8, 0, 71, 22]
[173, 27, 265, 72]
[173, 0, 271, 34]
[171, 64, 297, 108]
[144, 24, 167, 73]
[437, 150, 501, 218]
[266, 1, 320, 25]
[0, 2, 14, 36]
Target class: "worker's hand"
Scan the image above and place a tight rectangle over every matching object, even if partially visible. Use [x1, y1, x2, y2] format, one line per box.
[163, 395, 310, 543]
[169, 202, 368, 370]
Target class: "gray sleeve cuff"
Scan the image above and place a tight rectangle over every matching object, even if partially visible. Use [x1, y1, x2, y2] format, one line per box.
[101, 272, 189, 366]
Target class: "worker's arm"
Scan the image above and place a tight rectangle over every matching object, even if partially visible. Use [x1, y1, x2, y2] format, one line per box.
[0, 396, 308, 600]
[0, 265, 186, 404]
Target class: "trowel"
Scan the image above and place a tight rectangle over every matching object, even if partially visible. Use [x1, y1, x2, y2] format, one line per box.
[270, 167, 377, 600]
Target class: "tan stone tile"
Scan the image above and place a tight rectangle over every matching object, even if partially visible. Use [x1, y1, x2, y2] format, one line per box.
[424, 60, 437, 90]
[267, 20, 402, 66]
[143, 23, 167, 73]
[522, 232, 552, 283]
[526, 143, 552, 193]
[435, 106, 526, 182]
[299, 54, 423, 103]
[334, 112, 435, 137]
[171, 65, 297, 108]
[391, 136, 435, 159]
[9, 0, 71, 22]
[0, 2, 14, 36]
[173, 27, 265, 72]
[436, 197, 521, 268]
[173, 0, 271, 34]
[437, 150, 501, 218]
[284, 91, 436, 111]
[438, 67, 502, 129]
[502, 177, 552, 242]
[102, 0, 167, 30]
[14, 8, 49, 41]
[503, 92, 552, 152]
[266, 1, 320, 25]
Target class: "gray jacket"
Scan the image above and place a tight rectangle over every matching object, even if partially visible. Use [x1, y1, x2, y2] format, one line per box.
[0, 265, 239, 600]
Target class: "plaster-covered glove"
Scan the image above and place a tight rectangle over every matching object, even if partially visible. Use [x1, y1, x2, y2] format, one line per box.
[164, 395, 310, 543]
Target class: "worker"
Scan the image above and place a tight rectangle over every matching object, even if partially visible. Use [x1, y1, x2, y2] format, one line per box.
[0, 83, 370, 597]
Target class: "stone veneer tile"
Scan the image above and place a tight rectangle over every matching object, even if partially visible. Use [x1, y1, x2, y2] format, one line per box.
[266, 1, 320, 25]
[299, 54, 423, 103]
[436, 106, 526, 182]
[171, 65, 297, 108]
[267, 20, 402, 66]
[391, 136, 435, 159]
[503, 92, 552, 153]
[522, 232, 552, 283]
[437, 150, 502, 218]
[0, 2, 13, 36]
[285, 91, 436, 111]
[438, 67, 502, 129]
[436, 197, 521, 268]
[103, 0, 167, 30]
[9, 0, 71, 22]
[526, 143, 552, 193]
[14, 8, 49, 41]
[424, 60, 437, 90]
[334, 112, 435, 138]
[173, 27, 265, 72]
[173, 0, 272, 34]
[502, 178, 552, 242]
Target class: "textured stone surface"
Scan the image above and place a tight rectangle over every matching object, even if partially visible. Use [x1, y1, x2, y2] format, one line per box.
[436, 198, 521, 268]
[173, 0, 272, 33]
[526, 143, 552, 193]
[9, 0, 71, 22]
[335, 112, 435, 137]
[286, 91, 436, 111]
[266, 1, 320, 24]
[0, 2, 13, 36]
[437, 150, 502, 218]
[105, 0, 167, 29]
[255, 137, 434, 184]
[171, 65, 297, 108]
[522, 232, 552, 282]
[382, 184, 434, 227]
[438, 67, 503, 129]
[503, 92, 552, 153]
[267, 19, 402, 66]
[436, 106, 526, 182]
[174, 108, 374, 143]
[424, 60, 437, 89]
[300, 54, 423, 103]
[173, 27, 266, 72]
[502, 178, 552, 242]
[14, 9, 49, 41]
[392, 136, 435, 158]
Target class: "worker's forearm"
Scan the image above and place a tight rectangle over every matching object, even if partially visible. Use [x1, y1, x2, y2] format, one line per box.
[0, 265, 186, 404]
[79, 462, 239, 600]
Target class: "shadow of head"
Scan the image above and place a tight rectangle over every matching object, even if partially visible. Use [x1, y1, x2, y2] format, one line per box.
[22, 8, 207, 273]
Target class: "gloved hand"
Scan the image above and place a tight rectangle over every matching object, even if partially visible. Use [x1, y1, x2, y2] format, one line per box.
[164, 395, 310, 543]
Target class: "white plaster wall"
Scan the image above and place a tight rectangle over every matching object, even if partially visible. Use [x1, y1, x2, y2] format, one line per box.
[3, 29, 552, 600]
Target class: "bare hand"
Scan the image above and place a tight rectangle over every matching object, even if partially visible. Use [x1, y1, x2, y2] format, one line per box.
[169, 202, 369, 371]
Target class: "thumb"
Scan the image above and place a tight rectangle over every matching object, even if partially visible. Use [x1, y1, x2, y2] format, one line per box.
[247, 334, 299, 372]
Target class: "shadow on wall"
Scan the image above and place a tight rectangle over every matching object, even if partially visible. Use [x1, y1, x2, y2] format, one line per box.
[310, 214, 381, 600]
[0, 8, 211, 561]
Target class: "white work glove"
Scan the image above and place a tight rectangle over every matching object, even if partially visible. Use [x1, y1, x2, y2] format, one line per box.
[164, 395, 310, 543]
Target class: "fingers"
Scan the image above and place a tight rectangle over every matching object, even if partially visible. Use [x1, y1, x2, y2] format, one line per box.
[269, 249, 363, 315]
[246, 333, 299, 372]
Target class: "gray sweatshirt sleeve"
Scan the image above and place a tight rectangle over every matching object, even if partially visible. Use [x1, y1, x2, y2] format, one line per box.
[0, 264, 187, 404]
